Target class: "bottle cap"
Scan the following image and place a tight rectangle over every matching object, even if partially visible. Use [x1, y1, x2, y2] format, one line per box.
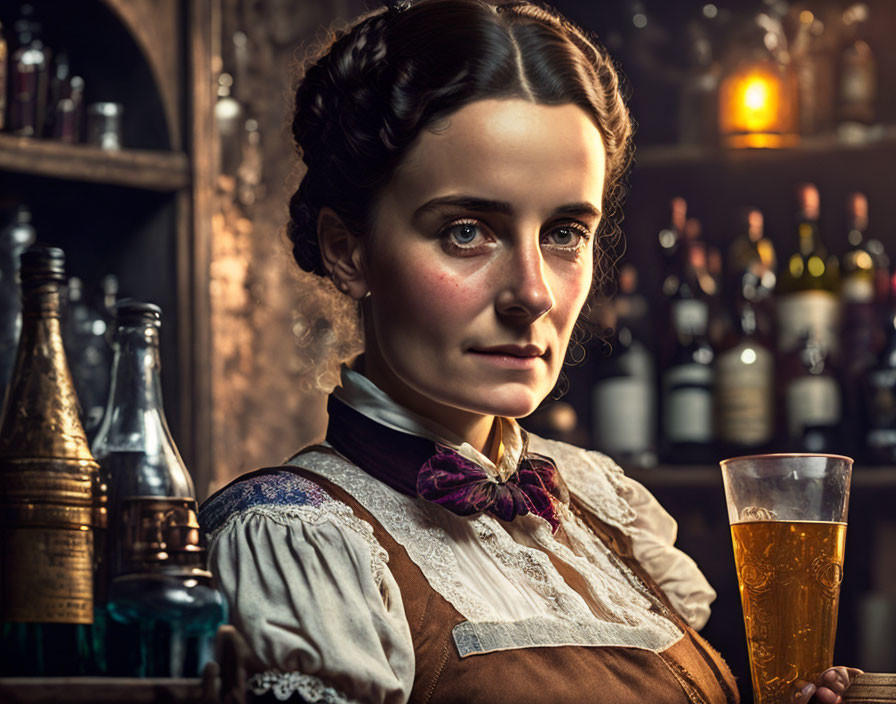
[115, 300, 161, 327]
[797, 182, 821, 220]
[20, 244, 66, 282]
[847, 192, 869, 230]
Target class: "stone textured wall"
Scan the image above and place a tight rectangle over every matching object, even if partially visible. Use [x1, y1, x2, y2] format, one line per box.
[208, 0, 367, 493]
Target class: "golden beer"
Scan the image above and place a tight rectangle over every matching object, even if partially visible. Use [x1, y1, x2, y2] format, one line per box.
[731, 520, 846, 704]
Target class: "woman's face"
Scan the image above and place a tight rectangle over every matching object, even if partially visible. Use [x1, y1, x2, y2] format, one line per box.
[359, 98, 607, 435]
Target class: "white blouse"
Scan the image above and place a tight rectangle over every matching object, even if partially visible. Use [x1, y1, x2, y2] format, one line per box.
[206, 368, 716, 704]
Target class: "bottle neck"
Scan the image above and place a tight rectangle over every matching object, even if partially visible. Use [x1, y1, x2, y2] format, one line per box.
[109, 324, 164, 414]
[797, 219, 820, 257]
[22, 280, 63, 318]
[847, 223, 865, 248]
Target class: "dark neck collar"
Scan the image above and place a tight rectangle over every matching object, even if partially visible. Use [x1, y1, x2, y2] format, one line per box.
[325, 394, 439, 497]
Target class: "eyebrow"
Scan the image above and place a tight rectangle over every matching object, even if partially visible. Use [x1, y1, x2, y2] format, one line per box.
[413, 195, 602, 220]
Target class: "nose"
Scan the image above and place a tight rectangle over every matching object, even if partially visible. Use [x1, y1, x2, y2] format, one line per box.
[495, 237, 554, 322]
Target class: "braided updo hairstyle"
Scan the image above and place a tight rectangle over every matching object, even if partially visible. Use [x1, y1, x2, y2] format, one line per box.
[288, 0, 632, 302]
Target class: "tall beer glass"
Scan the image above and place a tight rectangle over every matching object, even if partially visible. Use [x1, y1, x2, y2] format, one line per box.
[720, 453, 852, 704]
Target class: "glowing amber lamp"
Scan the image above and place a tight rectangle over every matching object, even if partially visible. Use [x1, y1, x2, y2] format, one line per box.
[719, 62, 798, 148]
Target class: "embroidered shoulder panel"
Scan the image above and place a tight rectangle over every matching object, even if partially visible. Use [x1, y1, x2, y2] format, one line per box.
[200, 468, 390, 587]
[200, 469, 333, 538]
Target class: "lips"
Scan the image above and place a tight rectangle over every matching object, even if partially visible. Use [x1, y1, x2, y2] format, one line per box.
[470, 344, 546, 358]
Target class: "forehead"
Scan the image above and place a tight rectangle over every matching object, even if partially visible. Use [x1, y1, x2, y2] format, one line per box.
[386, 99, 607, 213]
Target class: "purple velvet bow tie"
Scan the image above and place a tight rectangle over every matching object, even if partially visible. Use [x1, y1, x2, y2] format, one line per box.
[416, 445, 567, 533]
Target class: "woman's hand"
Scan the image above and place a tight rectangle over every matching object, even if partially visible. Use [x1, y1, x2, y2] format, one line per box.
[794, 667, 864, 703]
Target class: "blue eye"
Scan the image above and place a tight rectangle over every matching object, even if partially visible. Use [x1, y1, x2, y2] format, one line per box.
[544, 225, 590, 249]
[450, 223, 479, 245]
[551, 227, 576, 245]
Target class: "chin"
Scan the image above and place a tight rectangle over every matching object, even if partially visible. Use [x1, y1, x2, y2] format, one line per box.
[462, 385, 548, 419]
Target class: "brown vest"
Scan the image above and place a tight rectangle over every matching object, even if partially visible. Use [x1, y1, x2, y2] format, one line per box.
[281, 465, 741, 704]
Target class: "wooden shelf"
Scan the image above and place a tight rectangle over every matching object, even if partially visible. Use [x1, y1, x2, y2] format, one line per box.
[634, 125, 896, 169]
[0, 134, 190, 192]
[0, 677, 215, 704]
[627, 465, 896, 489]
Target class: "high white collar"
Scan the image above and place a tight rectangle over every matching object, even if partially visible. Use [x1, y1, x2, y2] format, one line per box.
[332, 365, 525, 481]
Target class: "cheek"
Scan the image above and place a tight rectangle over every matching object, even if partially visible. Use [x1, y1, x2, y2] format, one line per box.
[379, 259, 483, 332]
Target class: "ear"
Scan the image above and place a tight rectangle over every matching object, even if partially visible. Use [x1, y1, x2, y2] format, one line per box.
[317, 207, 369, 299]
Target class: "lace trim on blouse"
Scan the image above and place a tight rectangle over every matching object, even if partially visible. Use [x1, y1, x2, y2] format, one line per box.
[528, 434, 637, 530]
[204, 473, 390, 587]
[249, 671, 361, 704]
[289, 446, 683, 656]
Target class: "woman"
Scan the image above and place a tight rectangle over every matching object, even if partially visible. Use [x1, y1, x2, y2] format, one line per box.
[201, 1, 858, 702]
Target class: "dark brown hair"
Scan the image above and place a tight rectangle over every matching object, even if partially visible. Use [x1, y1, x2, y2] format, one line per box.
[287, 0, 632, 309]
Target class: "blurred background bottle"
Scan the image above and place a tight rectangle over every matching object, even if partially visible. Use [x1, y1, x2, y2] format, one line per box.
[62, 276, 113, 443]
[863, 273, 896, 465]
[781, 331, 842, 453]
[837, 2, 877, 142]
[715, 294, 775, 456]
[0, 18, 7, 131]
[0, 206, 37, 398]
[775, 183, 840, 359]
[9, 4, 51, 138]
[839, 192, 882, 456]
[591, 263, 657, 468]
[661, 222, 715, 463]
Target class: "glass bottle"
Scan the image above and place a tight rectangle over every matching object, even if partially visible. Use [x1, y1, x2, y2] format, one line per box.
[864, 281, 896, 465]
[0, 245, 106, 676]
[62, 276, 113, 443]
[91, 301, 203, 676]
[44, 49, 70, 139]
[781, 332, 842, 453]
[715, 297, 775, 455]
[106, 499, 227, 678]
[791, 9, 835, 137]
[775, 183, 840, 358]
[661, 236, 715, 464]
[678, 17, 720, 147]
[727, 208, 777, 341]
[659, 197, 688, 301]
[215, 72, 244, 178]
[0, 206, 37, 397]
[837, 3, 877, 142]
[0, 18, 7, 131]
[591, 264, 657, 468]
[9, 4, 51, 138]
[840, 192, 881, 455]
[53, 74, 85, 143]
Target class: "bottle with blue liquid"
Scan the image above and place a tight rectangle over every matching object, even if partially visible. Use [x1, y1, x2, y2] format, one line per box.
[92, 301, 226, 677]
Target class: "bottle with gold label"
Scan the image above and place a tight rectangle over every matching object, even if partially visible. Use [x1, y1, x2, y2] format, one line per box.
[0, 245, 106, 676]
[775, 183, 840, 358]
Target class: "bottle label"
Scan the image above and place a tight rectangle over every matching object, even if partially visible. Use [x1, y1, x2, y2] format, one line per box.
[715, 344, 774, 445]
[671, 299, 709, 336]
[777, 291, 840, 353]
[842, 276, 875, 304]
[785, 375, 841, 438]
[2, 526, 94, 624]
[593, 377, 654, 453]
[664, 364, 713, 443]
[841, 53, 875, 111]
[867, 428, 896, 449]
